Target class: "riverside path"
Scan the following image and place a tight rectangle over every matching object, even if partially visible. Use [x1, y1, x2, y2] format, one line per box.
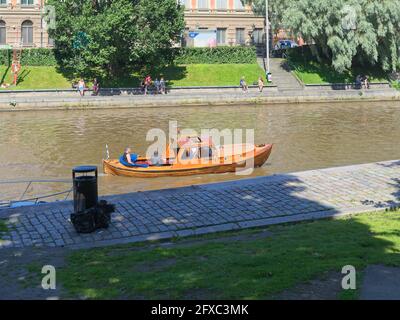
[1, 160, 400, 250]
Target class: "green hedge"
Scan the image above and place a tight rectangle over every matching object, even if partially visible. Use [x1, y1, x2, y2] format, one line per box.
[0, 48, 57, 66]
[175, 46, 257, 64]
[0, 46, 257, 67]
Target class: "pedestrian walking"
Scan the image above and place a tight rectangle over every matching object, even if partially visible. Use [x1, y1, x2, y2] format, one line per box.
[258, 76, 264, 92]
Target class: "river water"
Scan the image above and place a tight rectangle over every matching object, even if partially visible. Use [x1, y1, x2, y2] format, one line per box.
[1, 101, 400, 201]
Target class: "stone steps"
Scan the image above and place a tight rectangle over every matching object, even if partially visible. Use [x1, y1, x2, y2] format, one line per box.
[258, 57, 304, 91]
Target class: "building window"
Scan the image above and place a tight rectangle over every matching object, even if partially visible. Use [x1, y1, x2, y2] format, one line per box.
[0, 21, 6, 44]
[21, 20, 33, 46]
[197, 0, 209, 10]
[216, 0, 227, 10]
[217, 28, 226, 45]
[236, 28, 245, 45]
[253, 29, 264, 44]
[0, 0, 7, 6]
[21, 0, 34, 5]
[234, 0, 245, 10]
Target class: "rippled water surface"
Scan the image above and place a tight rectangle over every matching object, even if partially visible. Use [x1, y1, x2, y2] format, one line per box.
[1, 101, 400, 200]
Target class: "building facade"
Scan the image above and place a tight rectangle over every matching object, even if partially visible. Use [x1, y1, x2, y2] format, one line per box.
[181, 0, 265, 47]
[0, 0, 52, 48]
[0, 0, 265, 49]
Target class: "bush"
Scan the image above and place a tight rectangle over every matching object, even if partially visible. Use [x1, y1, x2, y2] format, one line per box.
[0, 48, 57, 66]
[175, 46, 257, 64]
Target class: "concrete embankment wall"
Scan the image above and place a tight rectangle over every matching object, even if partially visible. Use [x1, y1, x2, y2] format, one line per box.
[0, 88, 399, 112]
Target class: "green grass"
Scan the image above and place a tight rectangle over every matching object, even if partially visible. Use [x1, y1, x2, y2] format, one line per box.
[0, 66, 71, 90]
[289, 59, 388, 85]
[161, 64, 266, 87]
[0, 219, 8, 241]
[391, 81, 400, 90]
[57, 210, 400, 300]
[0, 64, 266, 90]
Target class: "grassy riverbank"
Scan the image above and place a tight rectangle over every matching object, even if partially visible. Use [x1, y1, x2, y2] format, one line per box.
[0, 64, 265, 89]
[289, 60, 388, 84]
[286, 48, 389, 85]
[54, 209, 400, 299]
[0, 66, 71, 90]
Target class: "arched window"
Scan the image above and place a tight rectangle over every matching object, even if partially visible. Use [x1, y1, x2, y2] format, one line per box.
[0, 21, 6, 45]
[21, 20, 33, 46]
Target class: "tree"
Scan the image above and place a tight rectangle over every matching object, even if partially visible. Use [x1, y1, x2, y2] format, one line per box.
[243, 0, 400, 72]
[46, 0, 185, 78]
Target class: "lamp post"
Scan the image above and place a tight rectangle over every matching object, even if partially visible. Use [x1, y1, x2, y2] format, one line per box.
[265, 0, 270, 75]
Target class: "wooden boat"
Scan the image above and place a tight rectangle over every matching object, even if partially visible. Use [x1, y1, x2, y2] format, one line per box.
[103, 136, 273, 178]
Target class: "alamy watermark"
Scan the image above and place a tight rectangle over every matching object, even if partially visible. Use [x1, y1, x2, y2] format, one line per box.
[142, 121, 257, 175]
[341, 265, 356, 290]
[41, 265, 56, 290]
[42, 5, 56, 30]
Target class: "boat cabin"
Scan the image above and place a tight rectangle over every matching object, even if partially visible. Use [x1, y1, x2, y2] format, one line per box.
[167, 136, 218, 165]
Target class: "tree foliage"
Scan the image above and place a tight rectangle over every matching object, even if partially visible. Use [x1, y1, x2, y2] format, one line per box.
[243, 0, 400, 72]
[47, 0, 185, 78]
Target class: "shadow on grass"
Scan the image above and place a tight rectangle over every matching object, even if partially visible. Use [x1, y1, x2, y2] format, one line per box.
[15, 69, 31, 86]
[54, 64, 188, 89]
[0, 65, 10, 85]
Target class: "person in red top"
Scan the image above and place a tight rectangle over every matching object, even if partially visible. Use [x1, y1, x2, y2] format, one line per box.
[144, 75, 152, 95]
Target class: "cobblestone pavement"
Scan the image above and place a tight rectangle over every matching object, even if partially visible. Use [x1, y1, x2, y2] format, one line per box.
[1, 160, 399, 250]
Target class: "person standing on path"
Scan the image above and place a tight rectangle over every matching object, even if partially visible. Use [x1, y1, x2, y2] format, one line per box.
[144, 75, 152, 95]
[92, 78, 100, 96]
[78, 78, 86, 97]
[258, 76, 264, 93]
[160, 77, 166, 94]
[154, 78, 161, 94]
[240, 76, 248, 93]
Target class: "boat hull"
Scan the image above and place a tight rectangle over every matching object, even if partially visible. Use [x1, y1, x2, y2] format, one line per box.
[103, 144, 273, 178]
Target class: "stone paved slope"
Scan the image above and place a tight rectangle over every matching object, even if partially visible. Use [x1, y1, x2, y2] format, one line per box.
[258, 57, 304, 91]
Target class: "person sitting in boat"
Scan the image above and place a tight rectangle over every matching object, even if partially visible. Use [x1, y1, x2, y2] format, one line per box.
[123, 147, 137, 165]
[150, 150, 164, 166]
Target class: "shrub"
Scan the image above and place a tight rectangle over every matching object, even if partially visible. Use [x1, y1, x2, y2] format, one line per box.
[175, 46, 257, 64]
[0, 48, 57, 66]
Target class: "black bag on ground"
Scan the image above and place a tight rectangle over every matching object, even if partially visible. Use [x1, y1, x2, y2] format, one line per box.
[71, 209, 97, 234]
[95, 200, 115, 229]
